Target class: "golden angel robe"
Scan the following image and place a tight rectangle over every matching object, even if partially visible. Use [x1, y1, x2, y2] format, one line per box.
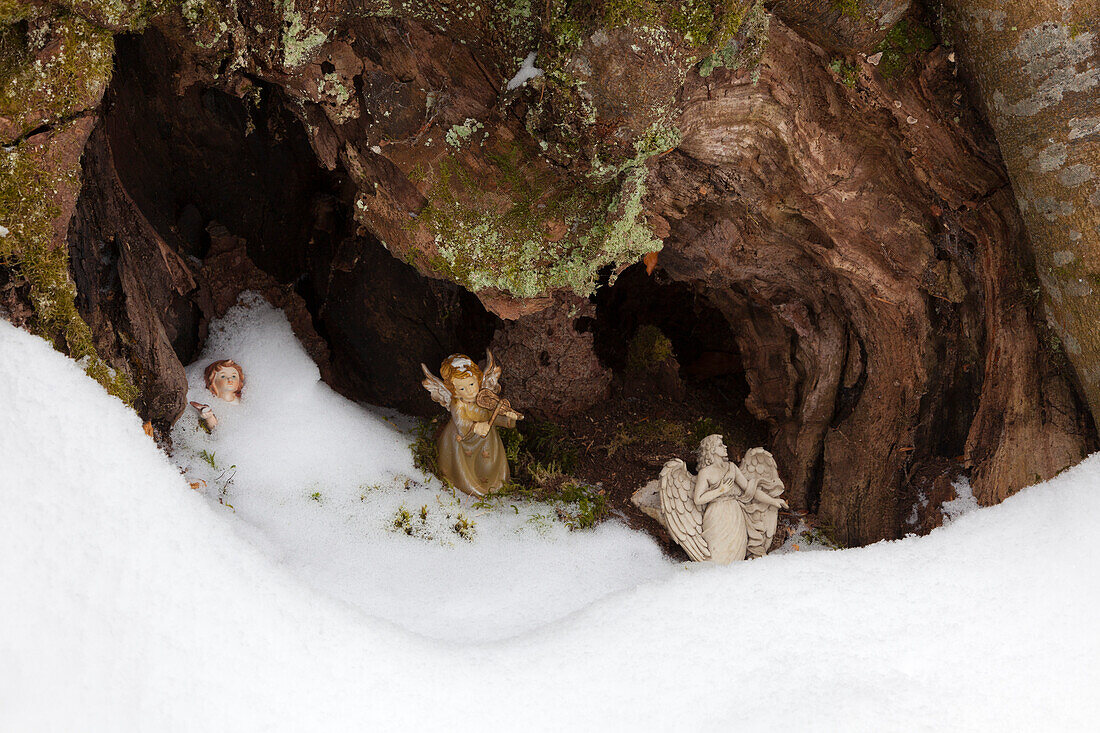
[438, 398, 517, 497]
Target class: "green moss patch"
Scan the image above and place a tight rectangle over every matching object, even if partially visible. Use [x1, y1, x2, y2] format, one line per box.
[593, 0, 750, 50]
[410, 417, 607, 530]
[0, 1, 40, 25]
[696, 0, 768, 78]
[626, 323, 673, 373]
[832, 0, 860, 21]
[0, 127, 139, 404]
[280, 0, 329, 68]
[0, 13, 114, 141]
[486, 421, 609, 530]
[872, 18, 935, 79]
[828, 57, 859, 88]
[418, 134, 665, 298]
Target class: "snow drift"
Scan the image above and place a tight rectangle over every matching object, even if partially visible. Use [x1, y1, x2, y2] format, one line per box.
[2, 313, 1098, 731]
[169, 295, 672, 643]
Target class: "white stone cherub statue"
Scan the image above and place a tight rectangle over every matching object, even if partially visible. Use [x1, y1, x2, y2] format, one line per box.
[658, 434, 787, 564]
[421, 351, 523, 497]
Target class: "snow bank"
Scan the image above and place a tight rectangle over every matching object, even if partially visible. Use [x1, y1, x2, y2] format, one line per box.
[169, 295, 671, 642]
[2, 314, 1098, 731]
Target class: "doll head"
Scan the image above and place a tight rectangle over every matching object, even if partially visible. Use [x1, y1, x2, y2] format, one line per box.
[697, 434, 728, 468]
[204, 359, 244, 402]
[439, 354, 482, 403]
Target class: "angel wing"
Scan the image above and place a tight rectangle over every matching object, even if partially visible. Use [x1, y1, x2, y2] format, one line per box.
[739, 447, 784, 557]
[480, 349, 502, 394]
[658, 458, 710, 562]
[739, 448, 784, 498]
[421, 364, 452, 409]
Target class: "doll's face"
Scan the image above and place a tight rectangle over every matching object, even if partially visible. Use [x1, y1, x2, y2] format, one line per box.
[452, 375, 479, 403]
[212, 366, 241, 402]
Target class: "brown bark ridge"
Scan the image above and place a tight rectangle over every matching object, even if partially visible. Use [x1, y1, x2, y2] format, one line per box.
[68, 124, 193, 425]
[941, 0, 1100, 432]
[642, 19, 1091, 541]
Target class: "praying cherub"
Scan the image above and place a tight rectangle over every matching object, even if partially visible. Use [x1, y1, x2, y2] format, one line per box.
[421, 351, 523, 497]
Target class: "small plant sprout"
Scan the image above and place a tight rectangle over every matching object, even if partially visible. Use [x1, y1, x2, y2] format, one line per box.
[453, 514, 476, 541]
[526, 512, 553, 534]
[309, 491, 323, 504]
[390, 504, 434, 540]
[200, 449, 217, 469]
[392, 505, 414, 535]
[215, 465, 236, 510]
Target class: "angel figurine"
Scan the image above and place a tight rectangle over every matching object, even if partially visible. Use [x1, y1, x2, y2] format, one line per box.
[659, 435, 787, 564]
[421, 351, 524, 497]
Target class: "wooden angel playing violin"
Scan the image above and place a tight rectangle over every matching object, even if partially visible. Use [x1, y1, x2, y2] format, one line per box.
[421, 351, 524, 497]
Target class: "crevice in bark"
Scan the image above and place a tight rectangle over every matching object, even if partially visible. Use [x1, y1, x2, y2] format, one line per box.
[590, 262, 770, 452]
[70, 27, 500, 422]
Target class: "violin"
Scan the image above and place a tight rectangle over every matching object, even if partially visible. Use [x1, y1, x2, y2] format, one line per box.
[460, 388, 524, 439]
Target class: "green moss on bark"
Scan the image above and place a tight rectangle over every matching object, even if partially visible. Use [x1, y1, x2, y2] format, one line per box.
[0, 9, 138, 404]
[0, 128, 139, 404]
[697, 0, 768, 77]
[280, 0, 329, 68]
[420, 142, 664, 298]
[626, 323, 673, 373]
[0, 0, 40, 25]
[0, 12, 114, 140]
[872, 18, 935, 78]
[832, 0, 860, 21]
[828, 57, 859, 87]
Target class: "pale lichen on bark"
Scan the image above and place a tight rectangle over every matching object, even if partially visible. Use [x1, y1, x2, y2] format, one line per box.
[943, 0, 1100, 422]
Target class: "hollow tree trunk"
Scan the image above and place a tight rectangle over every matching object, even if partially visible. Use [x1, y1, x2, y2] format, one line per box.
[1, 1, 1095, 545]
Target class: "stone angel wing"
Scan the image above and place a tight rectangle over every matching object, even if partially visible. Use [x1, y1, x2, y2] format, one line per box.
[658, 458, 710, 562]
[421, 364, 452, 409]
[739, 447, 784, 558]
[739, 448, 784, 498]
[481, 349, 502, 393]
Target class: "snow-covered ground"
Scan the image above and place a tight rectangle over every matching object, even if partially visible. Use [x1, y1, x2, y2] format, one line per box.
[169, 295, 672, 643]
[2, 300, 1099, 731]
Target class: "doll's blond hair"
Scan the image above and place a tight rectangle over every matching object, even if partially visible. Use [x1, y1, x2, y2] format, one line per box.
[439, 354, 482, 395]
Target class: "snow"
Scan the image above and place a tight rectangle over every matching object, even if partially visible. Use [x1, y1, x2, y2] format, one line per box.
[2, 305, 1099, 730]
[906, 477, 979, 528]
[506, 52, 543, 91]
[169, 295, 670, 642]
[941, 477, 979, 522]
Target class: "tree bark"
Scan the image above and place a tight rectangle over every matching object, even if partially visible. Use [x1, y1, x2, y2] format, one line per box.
[942, 0, 1100, 427]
